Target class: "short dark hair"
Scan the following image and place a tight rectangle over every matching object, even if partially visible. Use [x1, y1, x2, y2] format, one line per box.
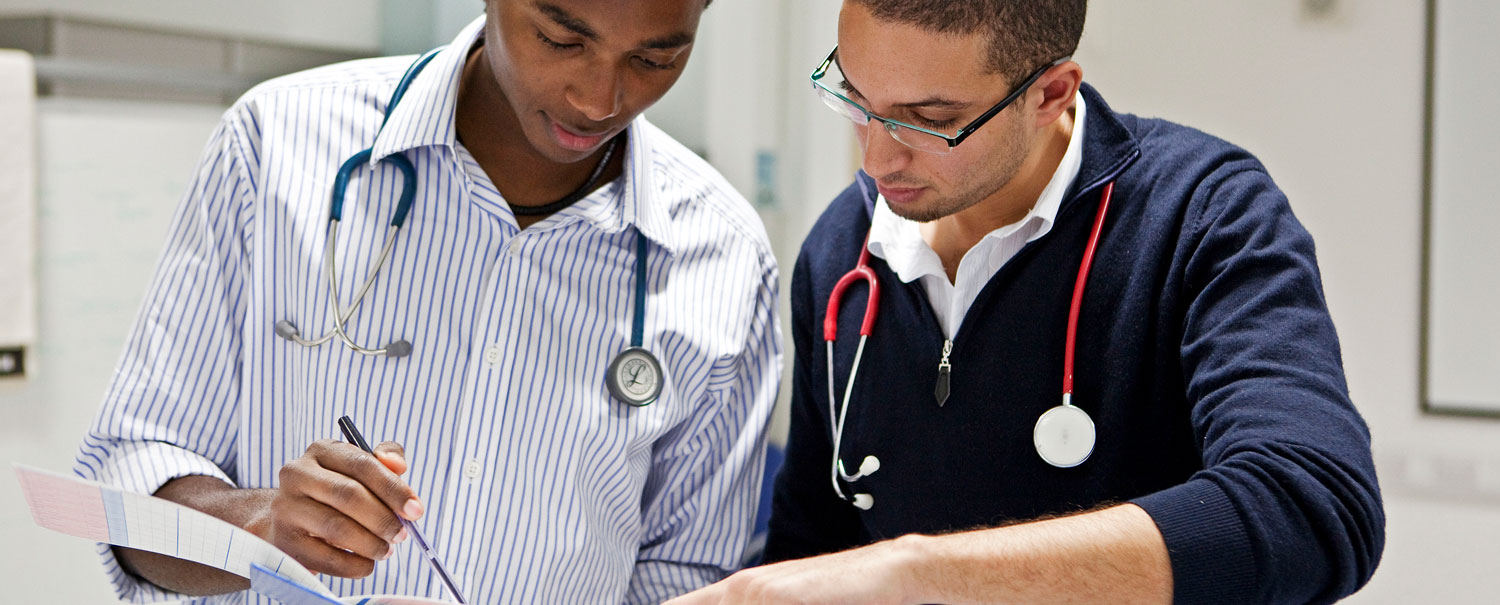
[851, 0, 1086, 82]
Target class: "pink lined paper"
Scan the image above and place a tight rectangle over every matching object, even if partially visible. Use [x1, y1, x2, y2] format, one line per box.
[16, 466, 110, 542]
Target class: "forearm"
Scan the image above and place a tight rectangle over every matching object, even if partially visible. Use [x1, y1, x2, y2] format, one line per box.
[114, 475, 276, 596]
[901, 503, 1171, 604]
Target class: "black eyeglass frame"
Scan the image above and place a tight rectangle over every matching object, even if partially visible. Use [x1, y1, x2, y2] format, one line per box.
[810, 46, 1072, 151]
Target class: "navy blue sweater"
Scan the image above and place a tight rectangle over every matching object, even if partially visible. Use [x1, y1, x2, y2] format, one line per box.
[764, 84, 1383, 604]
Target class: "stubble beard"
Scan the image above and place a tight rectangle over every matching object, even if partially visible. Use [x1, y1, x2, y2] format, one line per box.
[885, 122, 1031, 224]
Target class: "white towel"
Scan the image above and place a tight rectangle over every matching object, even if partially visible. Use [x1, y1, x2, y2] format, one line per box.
[0, 50, 36, 358]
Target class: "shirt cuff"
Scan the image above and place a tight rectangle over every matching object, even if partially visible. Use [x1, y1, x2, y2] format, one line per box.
[79, 439, 236, 496]
[1130, 478, 1257, 605]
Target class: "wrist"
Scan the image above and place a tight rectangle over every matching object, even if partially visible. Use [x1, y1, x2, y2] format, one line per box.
[889, 533, 941, 603]
[156, 476, 275, 536]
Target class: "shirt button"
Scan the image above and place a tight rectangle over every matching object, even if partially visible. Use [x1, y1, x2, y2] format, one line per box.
[464, 459, 482, 480]
[484, 344, 500, 366]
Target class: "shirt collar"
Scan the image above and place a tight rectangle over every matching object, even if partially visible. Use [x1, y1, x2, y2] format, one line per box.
[867, 201, 943, 284]
[1025, 91, 1088, 240]
[369, 16, 678, 256]
[568, 118, 678, 256]
[369, 16, 483, 163]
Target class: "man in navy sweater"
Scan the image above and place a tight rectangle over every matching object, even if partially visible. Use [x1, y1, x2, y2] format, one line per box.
[670, 1, 1383, 604]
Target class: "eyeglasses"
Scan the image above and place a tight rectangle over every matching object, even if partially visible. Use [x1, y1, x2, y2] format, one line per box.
[810, 46, 1070, 155]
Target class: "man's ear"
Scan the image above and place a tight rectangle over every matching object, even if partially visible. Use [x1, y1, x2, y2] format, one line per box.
[1031, 61, 1083, 128]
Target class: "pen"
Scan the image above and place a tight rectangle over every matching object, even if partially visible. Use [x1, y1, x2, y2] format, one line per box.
[337, 415, 468, 604]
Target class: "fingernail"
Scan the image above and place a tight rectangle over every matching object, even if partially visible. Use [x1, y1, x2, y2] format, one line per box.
[403, 499, 424, 520]
[379, 545, 393, 560]
[394, 527, 409, 544]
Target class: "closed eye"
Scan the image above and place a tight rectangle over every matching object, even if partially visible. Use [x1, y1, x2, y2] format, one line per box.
[912, 115, 958, 131]
[536, 31, 580, 50]
[633, 55, 677, 71]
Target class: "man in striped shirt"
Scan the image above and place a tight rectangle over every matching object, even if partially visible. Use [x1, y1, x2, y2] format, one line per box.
[75, 1, 782, 603]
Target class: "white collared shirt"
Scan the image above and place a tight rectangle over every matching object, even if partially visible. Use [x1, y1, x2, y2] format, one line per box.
[868, 93, 1087, 339]
[75, 16, 781, 605]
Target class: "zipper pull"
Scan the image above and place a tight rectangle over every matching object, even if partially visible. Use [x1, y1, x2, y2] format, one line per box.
[934, 339, 953, 407]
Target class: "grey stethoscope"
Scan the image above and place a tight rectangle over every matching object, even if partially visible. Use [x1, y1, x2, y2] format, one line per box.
[274, 46, 664, 407]
[826, 183, 1115, 510]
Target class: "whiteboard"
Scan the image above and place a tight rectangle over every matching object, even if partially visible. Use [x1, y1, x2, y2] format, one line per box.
[30, 99, 223, 411]
[1424, 1, 1500, 415]
[0, 99, 225, 604]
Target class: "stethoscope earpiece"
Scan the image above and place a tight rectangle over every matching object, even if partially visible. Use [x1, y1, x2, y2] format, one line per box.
[274, 320, 300, 340]
[384, 340, 413, 358]
[838, 455, 880, 482]
[837, 456, 880, 510]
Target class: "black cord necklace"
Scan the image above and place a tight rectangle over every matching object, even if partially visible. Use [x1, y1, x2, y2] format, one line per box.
[510, 135, 621, 217]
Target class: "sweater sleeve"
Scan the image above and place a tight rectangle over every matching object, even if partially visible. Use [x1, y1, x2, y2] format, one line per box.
[762, 244, 866, 562]
[1130, 167, 1384, 604]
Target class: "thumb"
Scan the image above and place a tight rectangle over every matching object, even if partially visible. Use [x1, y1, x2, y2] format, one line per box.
[374, 441, 408, 475]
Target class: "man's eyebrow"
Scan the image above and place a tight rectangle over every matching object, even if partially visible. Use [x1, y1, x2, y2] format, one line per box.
[538, 2, 598, 41]
[892, 97, 970, 110]
[640, 31, 695, 51]
[537, 2, 693, 50]
[838, 75, 970, 111]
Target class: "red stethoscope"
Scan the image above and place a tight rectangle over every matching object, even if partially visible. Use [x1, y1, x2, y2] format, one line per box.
[825, 182, 1115, 510]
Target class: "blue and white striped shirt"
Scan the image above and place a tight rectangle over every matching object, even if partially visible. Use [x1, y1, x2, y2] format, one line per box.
[75, 17, 781, 605]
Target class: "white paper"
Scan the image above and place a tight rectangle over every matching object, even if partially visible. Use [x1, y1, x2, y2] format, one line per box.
[13, 464, 334, 599]
[15, 464, 455, 604]
[0, 50, 37, 352]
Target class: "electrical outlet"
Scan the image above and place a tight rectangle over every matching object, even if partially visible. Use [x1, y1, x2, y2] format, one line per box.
[0, 347, 23, 378]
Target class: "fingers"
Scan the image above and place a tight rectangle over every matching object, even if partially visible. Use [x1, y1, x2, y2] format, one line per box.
[270, 439, 425, 579]
[374, 441, 408, 475]
[273, 523, 379, 578]
[269, 493, 393, 576]
[312, 440, 423, 522]
[277, 440, 420, 542]
[279, 462, 408, 546]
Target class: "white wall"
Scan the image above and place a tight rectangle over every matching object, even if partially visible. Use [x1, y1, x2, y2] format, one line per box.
[0, 99, 226, 603]
[380, 0, 483, 56]
[0, 0, 380, 52]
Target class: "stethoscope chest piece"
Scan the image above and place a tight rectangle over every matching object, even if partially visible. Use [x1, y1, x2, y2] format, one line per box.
[1033, 403, 1095, 468]
[607, 346, 662, 407]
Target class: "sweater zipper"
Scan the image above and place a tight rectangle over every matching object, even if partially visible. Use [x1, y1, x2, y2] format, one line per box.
[935, 339, 953, 407]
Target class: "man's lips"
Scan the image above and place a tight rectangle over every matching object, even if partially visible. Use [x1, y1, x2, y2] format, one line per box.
[549, 115, 611, 151]
[876, 183, 926, 204]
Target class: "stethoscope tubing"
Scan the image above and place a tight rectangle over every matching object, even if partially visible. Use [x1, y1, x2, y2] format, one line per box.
[825, 181, 1116, 503]
[323, 222, 404, 356]
[280, 45, 659, 404]
[825, 239, 880, 500]
[1062, 181, 1113, 401]
[278, 48, 438, 357]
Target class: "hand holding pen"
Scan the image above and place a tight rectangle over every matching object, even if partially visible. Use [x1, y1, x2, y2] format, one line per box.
[339, 416, 468, 604]
[261, 423, 426, 580]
